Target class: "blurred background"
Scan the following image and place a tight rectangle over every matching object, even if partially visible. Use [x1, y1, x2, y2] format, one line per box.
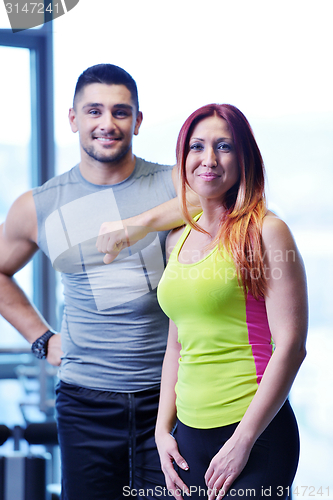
[0, 0, 332, 497]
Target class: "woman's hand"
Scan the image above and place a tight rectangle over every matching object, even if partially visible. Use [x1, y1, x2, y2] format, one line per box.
[96, 222, 149, 264]
[205, 435, 252, 500]
[156, 432, 190, 499]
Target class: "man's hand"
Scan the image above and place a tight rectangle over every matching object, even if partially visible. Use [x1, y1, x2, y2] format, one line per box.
[96, 221, 149, 264]
[46, 333, 63, 367]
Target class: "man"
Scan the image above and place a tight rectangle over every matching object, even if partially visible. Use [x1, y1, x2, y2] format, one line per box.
[0, 64, 196, 499]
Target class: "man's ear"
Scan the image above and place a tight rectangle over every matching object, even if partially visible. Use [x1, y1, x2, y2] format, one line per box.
[134, 111, 143, 136]
[68, 108, 78, 133]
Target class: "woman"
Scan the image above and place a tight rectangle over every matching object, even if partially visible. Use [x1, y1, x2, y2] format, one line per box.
[155, 104, 308, 500]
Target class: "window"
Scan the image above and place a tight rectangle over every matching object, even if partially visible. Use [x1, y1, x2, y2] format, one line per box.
[0, 46, 33, 348]
[0, 25, 57, 418]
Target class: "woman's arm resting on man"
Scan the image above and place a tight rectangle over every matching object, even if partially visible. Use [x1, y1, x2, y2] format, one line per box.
[96, 166, 201, 264]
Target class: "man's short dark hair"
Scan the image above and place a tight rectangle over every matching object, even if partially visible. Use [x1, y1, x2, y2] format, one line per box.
[73, 64, 139, 112]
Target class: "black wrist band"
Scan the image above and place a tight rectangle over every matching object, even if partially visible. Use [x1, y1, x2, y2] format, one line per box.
[31, 330, 56, 359]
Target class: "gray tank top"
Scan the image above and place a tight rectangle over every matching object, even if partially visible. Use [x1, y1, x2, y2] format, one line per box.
[33, 158, 176, 391]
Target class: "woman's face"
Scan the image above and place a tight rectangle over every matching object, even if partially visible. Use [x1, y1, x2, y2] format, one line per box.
[185, 114, 239, 203]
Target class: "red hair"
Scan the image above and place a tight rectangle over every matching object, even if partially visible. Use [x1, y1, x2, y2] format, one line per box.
[176, 104, 267, 299]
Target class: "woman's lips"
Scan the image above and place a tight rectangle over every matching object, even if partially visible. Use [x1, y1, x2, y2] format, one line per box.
[199, 173, 220, 180]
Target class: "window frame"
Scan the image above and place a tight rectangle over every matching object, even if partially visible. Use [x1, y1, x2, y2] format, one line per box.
[0, 23, 57, 414]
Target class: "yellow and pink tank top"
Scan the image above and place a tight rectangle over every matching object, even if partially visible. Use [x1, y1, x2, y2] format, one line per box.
[157, 221, 274, 429]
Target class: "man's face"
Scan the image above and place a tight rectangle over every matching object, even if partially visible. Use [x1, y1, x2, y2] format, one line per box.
[69, 83, 142, 165]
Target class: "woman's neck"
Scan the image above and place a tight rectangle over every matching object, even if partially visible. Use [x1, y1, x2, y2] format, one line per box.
[198, 199, 226, 239]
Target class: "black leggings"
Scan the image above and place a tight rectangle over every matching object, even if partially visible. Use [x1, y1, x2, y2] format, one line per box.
[174, 400, 299, 500]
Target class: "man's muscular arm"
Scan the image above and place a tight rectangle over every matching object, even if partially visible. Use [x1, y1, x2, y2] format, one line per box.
[0, 191, 62, 366]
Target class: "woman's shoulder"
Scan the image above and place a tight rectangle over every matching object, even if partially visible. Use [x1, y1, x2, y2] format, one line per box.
[262, 210, 296, 250]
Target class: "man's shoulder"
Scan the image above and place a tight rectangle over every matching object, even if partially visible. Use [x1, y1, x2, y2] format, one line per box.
[32, 165, 79, 197]
[135, 157, 174, 177]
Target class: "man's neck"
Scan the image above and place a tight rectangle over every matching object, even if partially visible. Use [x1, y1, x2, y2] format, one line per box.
[79, 151, 137, 185]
